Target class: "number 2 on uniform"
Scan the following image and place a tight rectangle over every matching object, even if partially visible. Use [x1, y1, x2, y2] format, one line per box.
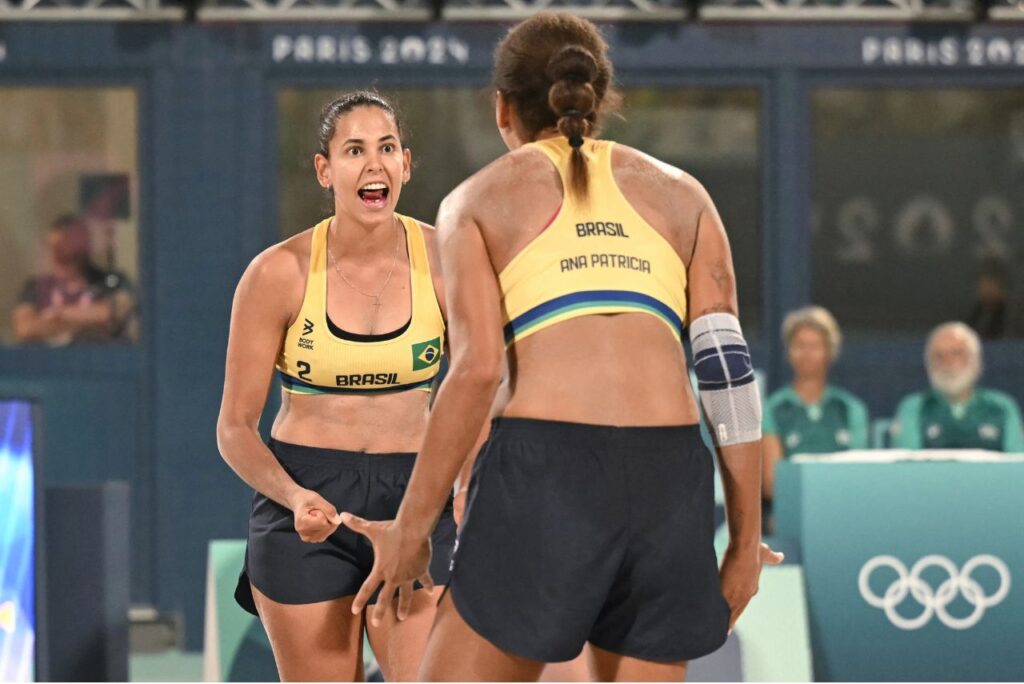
[297, 361, 311, 380]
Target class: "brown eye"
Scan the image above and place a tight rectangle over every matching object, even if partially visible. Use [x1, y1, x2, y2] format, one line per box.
[382, 143, 396, 154]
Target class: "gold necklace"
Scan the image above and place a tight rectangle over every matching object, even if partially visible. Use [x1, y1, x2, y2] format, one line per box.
[327, 218, 401, 334]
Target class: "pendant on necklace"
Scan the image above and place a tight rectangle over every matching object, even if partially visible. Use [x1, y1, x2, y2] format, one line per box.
[368, 296, 383, 335]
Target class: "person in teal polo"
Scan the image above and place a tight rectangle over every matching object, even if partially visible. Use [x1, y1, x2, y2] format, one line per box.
[763, 306, 870, 507]
[893, 321, 1024, 452]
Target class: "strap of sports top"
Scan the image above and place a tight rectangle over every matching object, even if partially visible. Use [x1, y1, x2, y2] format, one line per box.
[398, 214, 432, 293]
[528, 138, 576, 188]
[308, 217, 329, 288]
[527, 138, 607, 207]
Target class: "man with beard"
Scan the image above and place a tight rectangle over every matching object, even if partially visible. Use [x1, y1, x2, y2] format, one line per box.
[892, 322, 1024, 452]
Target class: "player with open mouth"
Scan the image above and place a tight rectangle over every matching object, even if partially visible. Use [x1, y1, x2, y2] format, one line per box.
[217, 90, 455, 682]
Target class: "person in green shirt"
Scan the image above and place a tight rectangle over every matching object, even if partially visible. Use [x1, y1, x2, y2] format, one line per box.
[892, 321, 1024, 452]
[763, 307, 870, 506]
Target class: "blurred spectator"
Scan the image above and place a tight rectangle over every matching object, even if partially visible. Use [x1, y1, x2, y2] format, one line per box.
[892, 322, 1024, 452]
[763, 307, 869, 503]
[11, 214, 135, 345]
[967, 259, 1009, 339]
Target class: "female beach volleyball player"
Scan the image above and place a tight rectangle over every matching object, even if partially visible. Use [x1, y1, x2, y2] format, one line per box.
[343, 14, 783, 681]
[216, 91, 455, 681]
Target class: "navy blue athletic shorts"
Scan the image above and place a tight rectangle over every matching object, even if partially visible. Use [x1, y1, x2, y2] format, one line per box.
[235, 438, 456, 615]
[448, 417, 729, 663]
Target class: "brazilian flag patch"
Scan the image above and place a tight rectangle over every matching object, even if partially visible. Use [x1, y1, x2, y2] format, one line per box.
[412, 337, 442, 371]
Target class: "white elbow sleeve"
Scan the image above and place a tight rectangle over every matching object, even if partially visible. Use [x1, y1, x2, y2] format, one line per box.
[689, 313, 762, 447]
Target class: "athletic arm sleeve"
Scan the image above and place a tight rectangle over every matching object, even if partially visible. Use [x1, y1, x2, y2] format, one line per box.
[689, 313, 761, 447]
[892, 394, 923, 450]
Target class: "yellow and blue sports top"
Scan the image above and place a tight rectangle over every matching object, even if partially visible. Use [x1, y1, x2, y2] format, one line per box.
[276, 214, 445, 395]
[499, 137, 689, 346]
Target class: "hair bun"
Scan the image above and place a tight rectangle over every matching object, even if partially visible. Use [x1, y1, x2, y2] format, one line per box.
[494, 14, 622, 199]
[545, 45, 599, 86]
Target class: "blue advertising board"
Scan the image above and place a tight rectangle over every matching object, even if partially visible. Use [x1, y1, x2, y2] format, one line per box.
[776, 457, 1024, 681]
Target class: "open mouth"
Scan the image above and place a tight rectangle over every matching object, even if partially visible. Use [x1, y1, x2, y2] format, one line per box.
[357, 182, 390, 208]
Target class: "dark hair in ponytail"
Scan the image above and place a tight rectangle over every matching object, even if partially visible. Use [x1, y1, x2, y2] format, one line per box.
[546, 45, 599, 199]
[493, 13, 621, 200]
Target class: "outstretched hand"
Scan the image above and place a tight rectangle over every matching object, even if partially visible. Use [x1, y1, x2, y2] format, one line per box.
[720, 541, 785, 632]
[340, 513, 435, 625]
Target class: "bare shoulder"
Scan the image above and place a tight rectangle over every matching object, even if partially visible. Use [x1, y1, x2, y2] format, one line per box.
[484, 145, 557, 197]
[236, 229, 311, 301]
[612, 144, 712, 219]
[443, 146, 558, 220]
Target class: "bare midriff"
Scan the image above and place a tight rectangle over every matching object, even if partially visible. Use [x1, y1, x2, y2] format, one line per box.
[497, 313, 701, 427]
[272, 390, 430, 453]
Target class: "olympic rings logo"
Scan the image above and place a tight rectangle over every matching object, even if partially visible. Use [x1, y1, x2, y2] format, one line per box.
[858, 555, 1011, 630]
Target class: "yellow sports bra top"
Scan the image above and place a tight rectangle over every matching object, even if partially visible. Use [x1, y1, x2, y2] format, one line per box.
[276, 214, 445, 395]
[499, 137, 688, 346]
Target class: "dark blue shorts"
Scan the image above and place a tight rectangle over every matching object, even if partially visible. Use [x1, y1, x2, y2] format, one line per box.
[448, 417, 729, 663]
[235, 438, 456, 615]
